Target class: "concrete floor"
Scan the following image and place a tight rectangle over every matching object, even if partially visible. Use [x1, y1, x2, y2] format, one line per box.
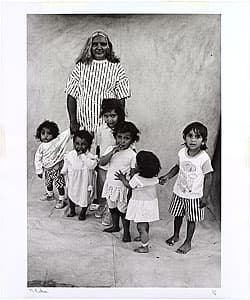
[27, 176, 221, 288]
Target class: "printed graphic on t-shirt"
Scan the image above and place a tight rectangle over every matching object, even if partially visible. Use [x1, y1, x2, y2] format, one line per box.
[177, 161, 198, 193]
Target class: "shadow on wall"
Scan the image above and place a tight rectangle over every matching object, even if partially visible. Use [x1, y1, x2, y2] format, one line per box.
[210, 124, 221, 225]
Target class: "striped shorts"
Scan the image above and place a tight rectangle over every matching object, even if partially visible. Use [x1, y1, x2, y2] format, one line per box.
[169, 193, 205, 222]
[45, 166, 65, 189]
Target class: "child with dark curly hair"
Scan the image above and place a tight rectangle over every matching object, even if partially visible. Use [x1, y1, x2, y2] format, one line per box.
[34, 120, 70, 208]
[61, 130, 98, 221]
[99, 121, 140, 242]
[115, 151, 161, 253]
[159, 122, 213, 254]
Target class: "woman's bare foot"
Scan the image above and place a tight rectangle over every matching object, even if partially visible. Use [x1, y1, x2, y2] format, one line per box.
[165, 235, 179, 246]
[176, 241, 191, 254]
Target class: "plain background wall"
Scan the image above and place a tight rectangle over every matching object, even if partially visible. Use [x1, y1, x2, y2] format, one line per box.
[27, 14, 221, 219]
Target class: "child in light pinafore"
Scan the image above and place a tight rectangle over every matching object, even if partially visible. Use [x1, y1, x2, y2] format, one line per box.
[99, 121, 140, 242]
[61, 130, 98, 220]
[34, 120, 71, 209]
[159, 122, 213, 254]
[115, 151, 161, 253]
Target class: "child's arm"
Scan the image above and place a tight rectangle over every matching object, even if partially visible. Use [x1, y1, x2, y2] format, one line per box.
[99, 146, 120, 166]
[199, 172, 213, 208]
[115, 170, 132, 189]
[34, 146, 43, 178]
[159, 164, 179, 185]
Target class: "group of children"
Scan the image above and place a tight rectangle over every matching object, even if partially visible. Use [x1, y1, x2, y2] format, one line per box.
[34, 30, 213, 254]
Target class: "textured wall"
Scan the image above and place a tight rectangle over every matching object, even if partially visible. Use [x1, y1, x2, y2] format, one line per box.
[27, 14, 221, 218]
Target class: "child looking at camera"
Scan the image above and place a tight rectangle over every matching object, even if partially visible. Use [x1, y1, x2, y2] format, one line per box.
[61, 130, 98, 220]
[99, 121, 140, 242]
[159, 122, 213, 254]
[34, 120, 70, 209]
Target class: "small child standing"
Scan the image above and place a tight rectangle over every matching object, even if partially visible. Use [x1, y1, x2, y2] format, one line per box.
[34, 120, 71, 209]
[61, 130, 98, 220]
[115, 151, 161, 253]
[99, 121, 140, 242]
[94, 99, 125, 225]
[159, 122, 213, 254]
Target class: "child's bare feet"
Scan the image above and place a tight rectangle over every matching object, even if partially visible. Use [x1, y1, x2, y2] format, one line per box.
[134, 245, 149, 253]
[176, 241, 191, 254]
[165, 235, 179, 246]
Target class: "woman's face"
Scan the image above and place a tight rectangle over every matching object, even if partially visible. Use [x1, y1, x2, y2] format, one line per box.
[91, 35, 109, 60]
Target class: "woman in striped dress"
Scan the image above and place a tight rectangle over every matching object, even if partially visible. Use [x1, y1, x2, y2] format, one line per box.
[65, 30, 131, 135]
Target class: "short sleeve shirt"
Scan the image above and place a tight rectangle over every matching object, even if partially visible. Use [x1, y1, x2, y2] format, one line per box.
[173, 147, 213, 198]
[65, 60, 131, 133]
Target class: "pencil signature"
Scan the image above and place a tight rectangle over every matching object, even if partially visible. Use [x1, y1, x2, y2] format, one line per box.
[29, 288, 48, 294]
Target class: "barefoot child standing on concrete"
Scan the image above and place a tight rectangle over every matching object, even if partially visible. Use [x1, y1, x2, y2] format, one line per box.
[99, 121, 140, 242]
[115, 151, 161, 253]
[159, 122, 213, 254]
[61, 130, 98, 220]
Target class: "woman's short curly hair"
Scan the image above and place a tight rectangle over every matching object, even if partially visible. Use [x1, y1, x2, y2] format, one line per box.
[136, 151, 161, 178]
[35, 120, 59, 141]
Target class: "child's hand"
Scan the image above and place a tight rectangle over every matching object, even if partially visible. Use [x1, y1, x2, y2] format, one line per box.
[113, 145, 121, 154]
[159, 176, 168, 185]
[37, 174, 43, 179]
[114, 170, 127, 181]
[199, 197, 208, 208]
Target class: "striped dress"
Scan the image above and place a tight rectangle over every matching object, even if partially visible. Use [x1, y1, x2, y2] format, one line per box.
[65, 59, 131, 133]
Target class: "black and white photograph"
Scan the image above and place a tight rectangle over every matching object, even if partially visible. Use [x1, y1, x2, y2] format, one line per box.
[1, 1, 249, 299]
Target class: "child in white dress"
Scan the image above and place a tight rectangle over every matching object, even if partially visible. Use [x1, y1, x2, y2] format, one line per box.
[99, 121, 140, 242]
[61, 130, 98, 220]
[115, 151, 161, 253]
[34, 120, 71, 209]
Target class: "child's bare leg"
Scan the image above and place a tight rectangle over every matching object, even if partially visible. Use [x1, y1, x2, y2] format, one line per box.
[166, 216, 183, 246]
[176, 220, 195, 254]
[134, 222, 149, 253]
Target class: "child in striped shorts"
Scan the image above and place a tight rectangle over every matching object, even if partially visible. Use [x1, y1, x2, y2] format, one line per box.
[159, 122, 213, 254]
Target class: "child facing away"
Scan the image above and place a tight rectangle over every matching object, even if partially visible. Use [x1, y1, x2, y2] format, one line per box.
[61, 130, 98, 220]
[159, 122, 213, 254]
[34, 120, 71, 209]
[65, 30, 131, 135]
[99, 121, 140, 242]
[94, 98, 125, 225]
[115, 151, 161, 253]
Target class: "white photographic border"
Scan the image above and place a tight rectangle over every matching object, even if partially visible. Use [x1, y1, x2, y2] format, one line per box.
[1, 0, 249, 299]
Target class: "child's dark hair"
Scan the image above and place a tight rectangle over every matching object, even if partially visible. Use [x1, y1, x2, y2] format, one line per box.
[183, 121, 208, 150]
[100, 98, 125, 123]
[73, 130, 94, 150]
[35, 120, 59, 141]
[76, 31, 120, 64]
[113, 121, 140, 143]
[136, 151, 161, 178]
